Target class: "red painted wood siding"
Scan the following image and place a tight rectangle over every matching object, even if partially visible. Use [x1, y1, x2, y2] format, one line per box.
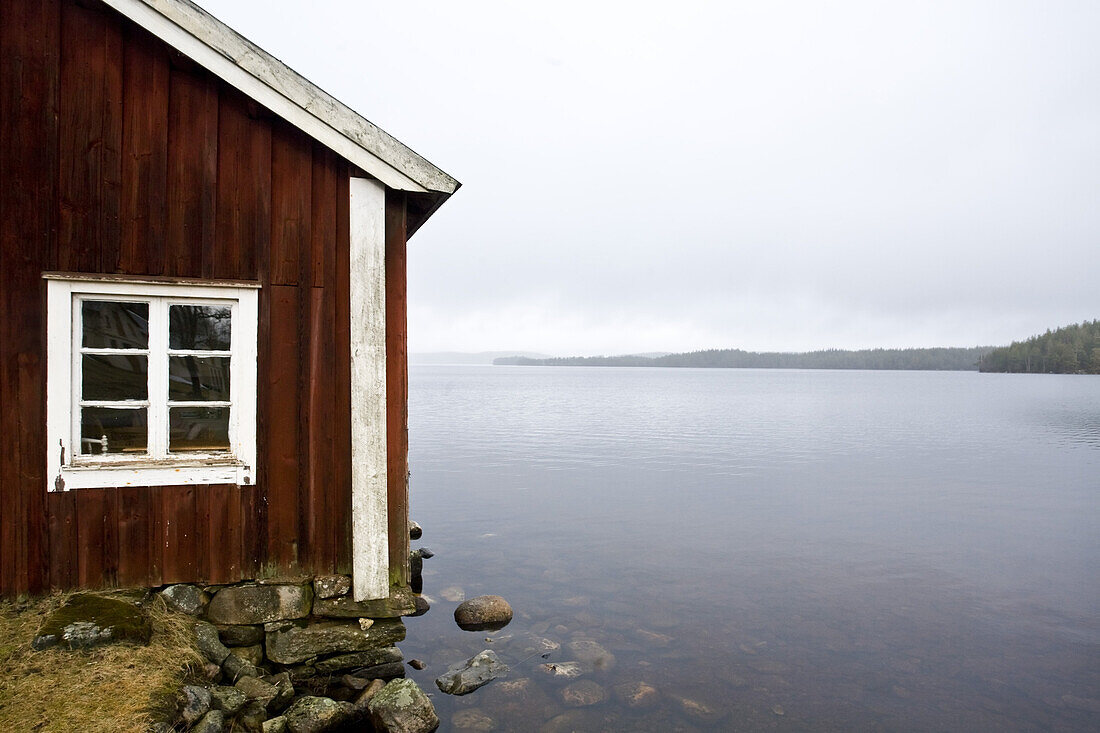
[0, 0, 410, 595]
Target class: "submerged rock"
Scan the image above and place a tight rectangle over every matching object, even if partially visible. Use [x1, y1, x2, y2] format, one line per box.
[368, 678, 440, 733]
[435, 650, 508, 695]
[561, 679, 607, 707]
[455, 596, 513, 631]
[613, 680, 660, 708]
[451, 708, 496, 731]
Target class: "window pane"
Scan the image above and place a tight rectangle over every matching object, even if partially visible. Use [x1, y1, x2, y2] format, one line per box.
[169, 407, 230, 452]
[168, 356, 230, 401]
[170, 305, 232, 351]
[82, 354, 148, 401]
[80, 407, 147, 455]
[82, 301, 149, 349]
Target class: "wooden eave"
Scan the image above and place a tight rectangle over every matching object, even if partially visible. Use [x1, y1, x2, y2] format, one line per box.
[100, 0, 459, 235]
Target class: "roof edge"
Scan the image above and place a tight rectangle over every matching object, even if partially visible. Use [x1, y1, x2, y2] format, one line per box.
[102, 0, 459, 198]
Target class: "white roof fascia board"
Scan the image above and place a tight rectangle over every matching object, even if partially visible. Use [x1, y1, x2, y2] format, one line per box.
[101, 0, 459, 196]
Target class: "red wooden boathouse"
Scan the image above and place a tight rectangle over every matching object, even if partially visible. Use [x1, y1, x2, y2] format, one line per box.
[0, 0, 458, 600]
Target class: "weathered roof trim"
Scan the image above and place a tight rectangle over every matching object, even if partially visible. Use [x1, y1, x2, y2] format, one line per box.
[101, 0, 460, 198]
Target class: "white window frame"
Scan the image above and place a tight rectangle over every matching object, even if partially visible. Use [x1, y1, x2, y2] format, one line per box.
[45, 275, 259, 491]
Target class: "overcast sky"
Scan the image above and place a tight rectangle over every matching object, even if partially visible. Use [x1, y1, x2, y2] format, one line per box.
[201, 0, 1098, 355]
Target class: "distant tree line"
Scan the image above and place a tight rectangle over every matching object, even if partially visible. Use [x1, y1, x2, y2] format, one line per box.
[978, 320, 1100, 374]
[495, 346, 994, 371]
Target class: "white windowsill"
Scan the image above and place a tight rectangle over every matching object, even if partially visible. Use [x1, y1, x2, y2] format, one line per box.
[56, 461, 254, 491]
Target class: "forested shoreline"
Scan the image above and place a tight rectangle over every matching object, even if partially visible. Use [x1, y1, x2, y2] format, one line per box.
[978, 321, 1100, 373]
[495, 346, 993, 371]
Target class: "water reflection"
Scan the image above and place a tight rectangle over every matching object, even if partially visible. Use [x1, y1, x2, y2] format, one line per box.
[404, 367, 1100, 731]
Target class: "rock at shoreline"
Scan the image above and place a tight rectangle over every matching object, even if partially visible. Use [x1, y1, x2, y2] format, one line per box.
[368, 679, 440, 733]
[282, 695, 354, 733]
[409, 520, 423, 540]
[435, 650, 508, 696]
[206, 584, 313, 625]
[266, 618, 406, 665]
[454, 596, 512, 631]
[312, 587, 417, 619]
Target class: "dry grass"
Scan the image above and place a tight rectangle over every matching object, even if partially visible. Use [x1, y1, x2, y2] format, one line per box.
[0, 591, 204, 732]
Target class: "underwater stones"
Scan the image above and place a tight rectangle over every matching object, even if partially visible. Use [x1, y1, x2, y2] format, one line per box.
[454, 595, 513, 631]
[561, 679, 607, 707]
[266, 618, 406, 665]
[451, 708, 496, 731]
[368, 679, 440, 733]
[206, 584, 313, 625]
[566, 639, 615, 670]
[538, 661, 585, 682]
[440, 586, 465, 602]
[613, 680, 660, 709]
[670, 694, 727, 725]
[435, 650, 508, 695]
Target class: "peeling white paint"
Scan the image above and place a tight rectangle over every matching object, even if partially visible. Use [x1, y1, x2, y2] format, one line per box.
[349, 177, 389, 601]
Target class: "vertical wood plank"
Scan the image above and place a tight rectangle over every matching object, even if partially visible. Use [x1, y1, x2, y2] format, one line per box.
[333, 168, 353, 574]
[76, 488, 108, 588]
[161, 485, 197, 583]
[385, 191, 409, 586]
[58, 0, 122, 274]
[270, 121, 311, 286]
[239, 483, 262, 579]
[166, 66, 217, 278]
[266, 286, 300, 570]
[199, 484, 238, 584]
[120, 25, 169, 275]
[216, 90, 270, 281]
[1, 0, 59, 596]
[47, 491, 76, 590]
[117, 486, 153, 587]
[308, 146, 339, 572]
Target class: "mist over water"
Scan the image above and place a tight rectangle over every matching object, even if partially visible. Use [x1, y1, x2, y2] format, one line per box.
[401, 366, 1099, 730]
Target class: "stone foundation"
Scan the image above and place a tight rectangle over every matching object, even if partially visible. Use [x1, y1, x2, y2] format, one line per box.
[154, 575, 437, 732]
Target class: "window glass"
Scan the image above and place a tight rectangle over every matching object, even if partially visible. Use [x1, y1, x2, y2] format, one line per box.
[80, 407, 148, 454]
[82, 301, 149, 349]
[82, 354, 149, 401]
[170, 305, 232, 351]
[168, 356, 231, 402]
[169, 406, 230, 452]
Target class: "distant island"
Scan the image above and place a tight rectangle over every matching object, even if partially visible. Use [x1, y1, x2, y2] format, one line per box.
[978, 320, 1100, 374]
[495, 346, 994, 371]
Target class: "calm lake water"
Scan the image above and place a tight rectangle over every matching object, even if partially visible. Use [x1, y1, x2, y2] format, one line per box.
[399, 366, 1100, 731]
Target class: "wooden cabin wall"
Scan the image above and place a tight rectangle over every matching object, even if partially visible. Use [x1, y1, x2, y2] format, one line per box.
[0, 0, 409, 595]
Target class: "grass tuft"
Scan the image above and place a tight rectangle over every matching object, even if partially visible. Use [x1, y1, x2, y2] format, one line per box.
[0, 591, 204, 732]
